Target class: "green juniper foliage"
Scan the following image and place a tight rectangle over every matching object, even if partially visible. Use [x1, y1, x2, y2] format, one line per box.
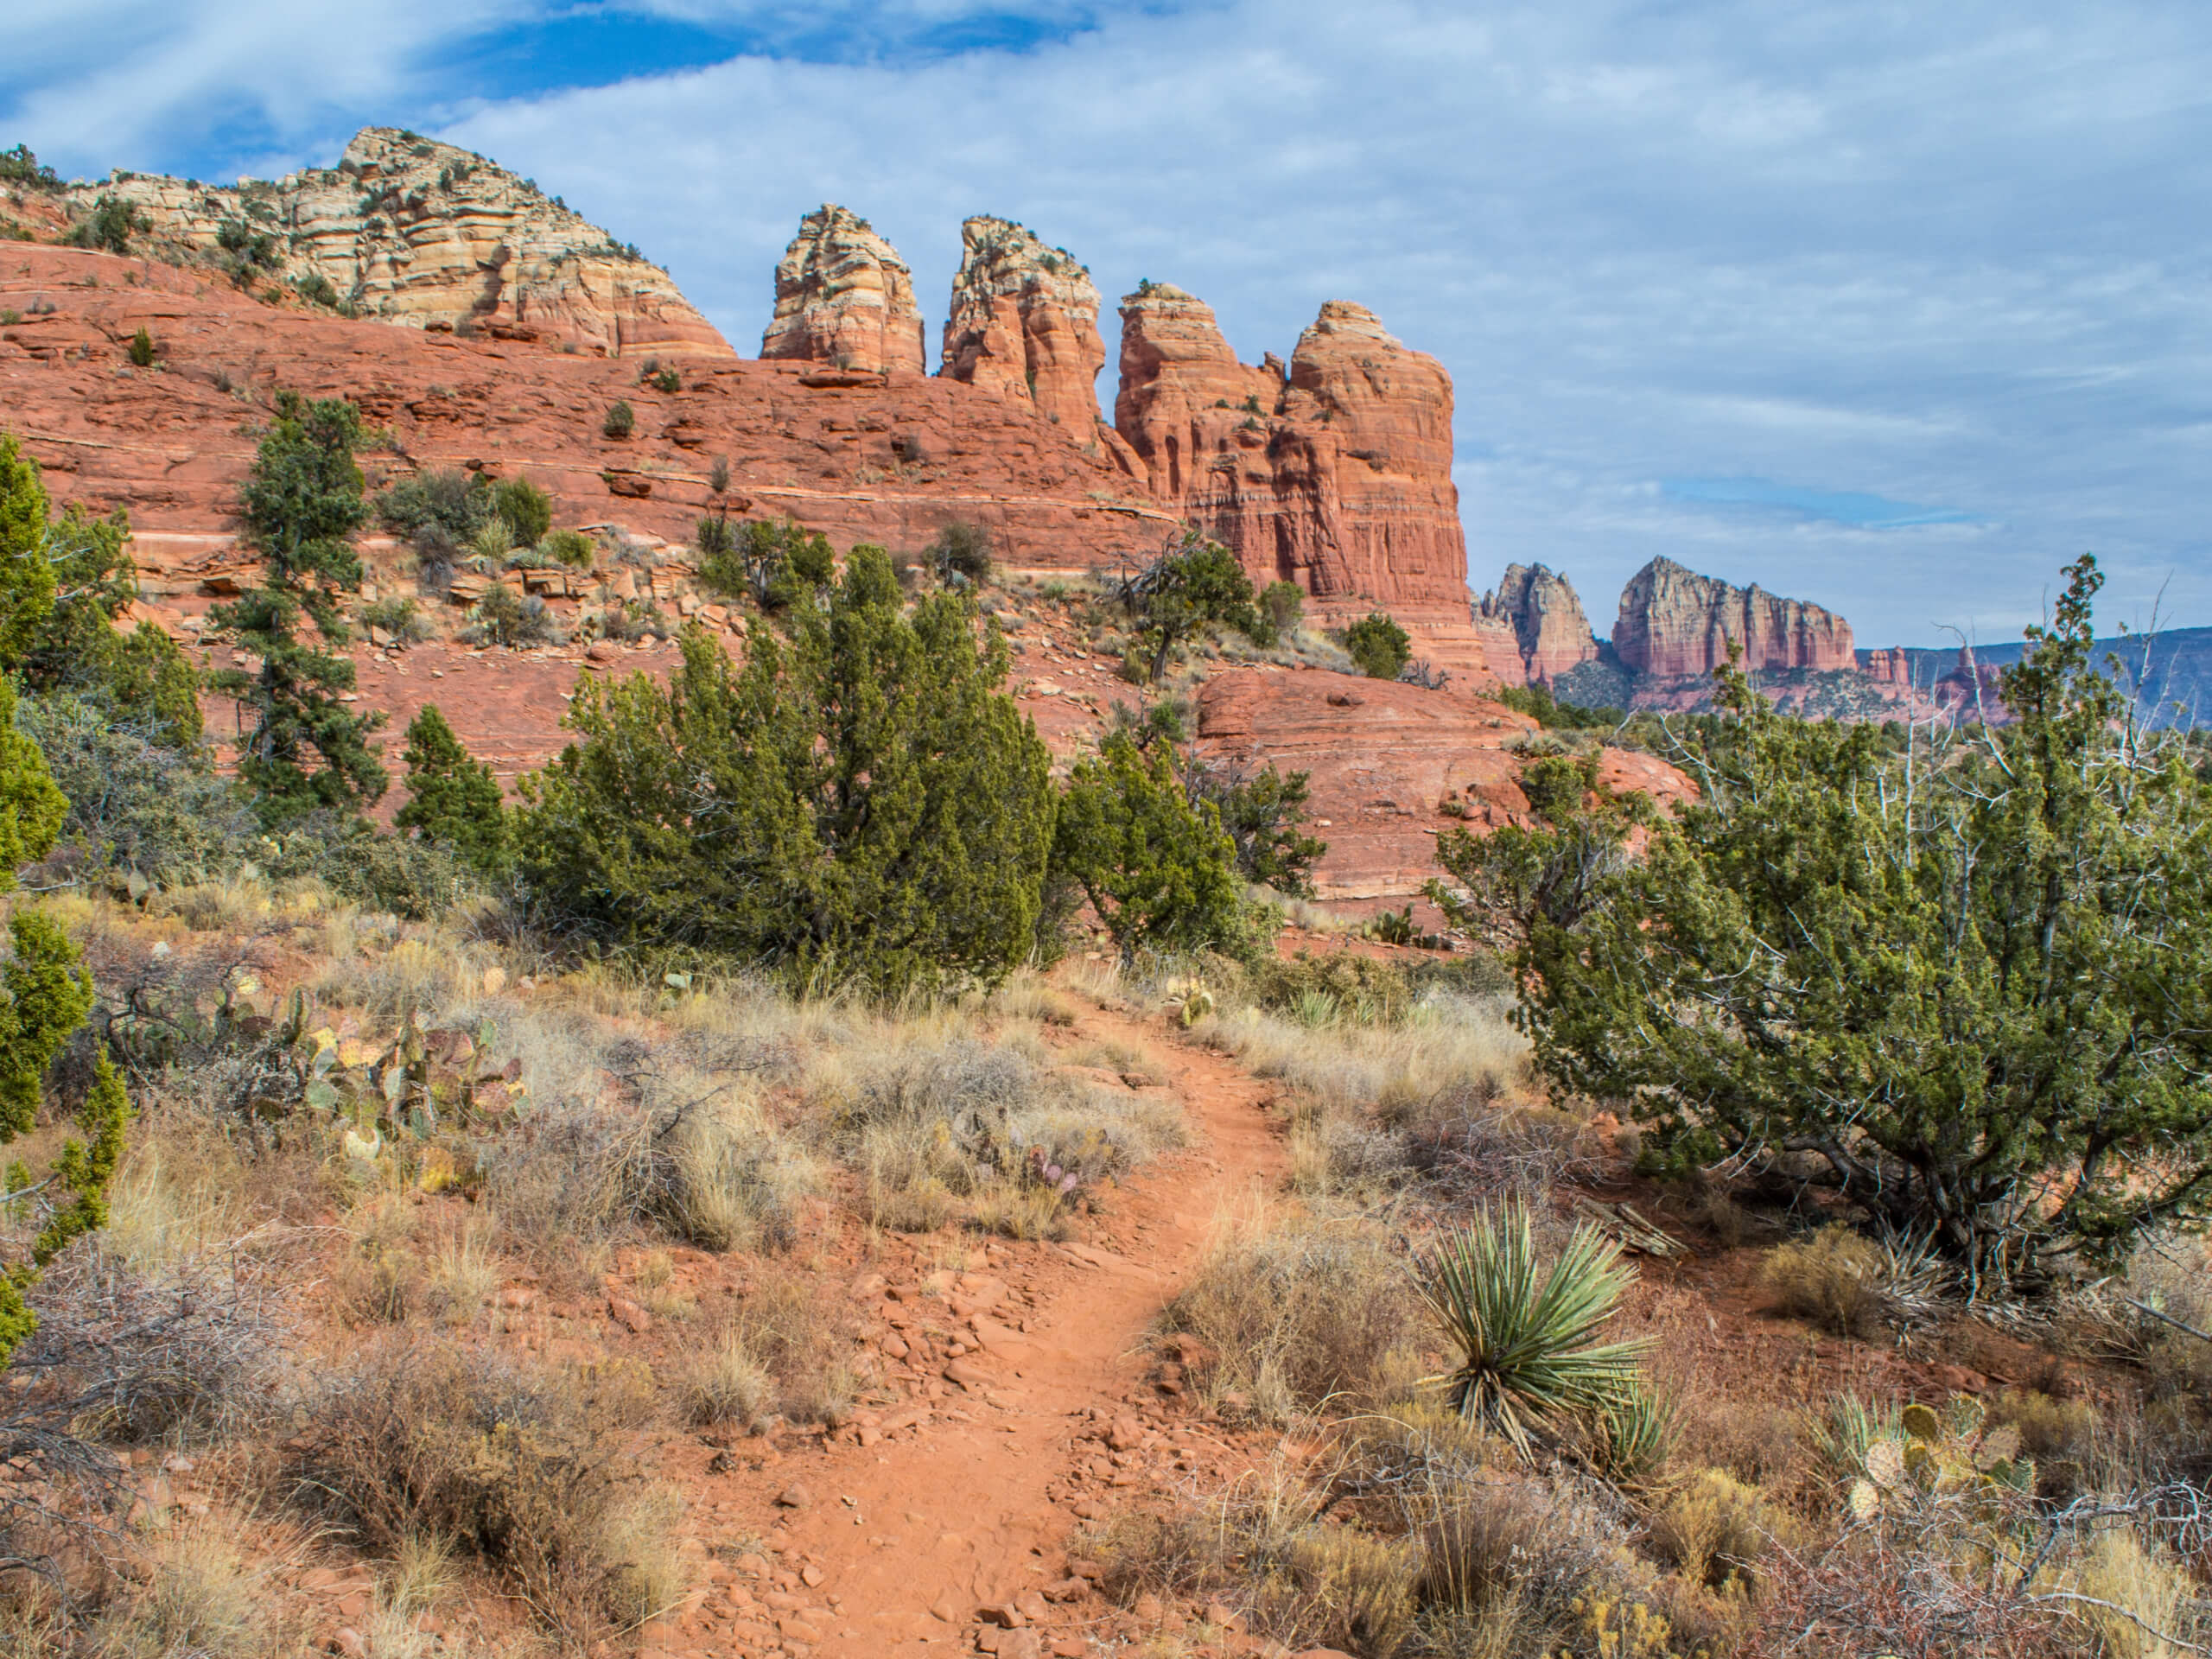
[1052, 730, 1243, 958]
[1190, 759, 1327, 897]
[394, 705, 512, 874]
[208, 394, 387, 824]
[1341, 611, 1412, 681]
[1114, 532, 1268, 682]
[519, 543, 1054, 992]
[697, 517, 835, 611]
[1433, 556, 2212, 1285]
[492, 475, 552, 548]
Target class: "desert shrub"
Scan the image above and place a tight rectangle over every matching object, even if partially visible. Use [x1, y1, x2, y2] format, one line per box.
[0, 146, 60, 191]
[1160, 1217, 1417, 1418]
[66, 194, 149, 254]
[1053, 731, 1246, 960]
[1649, 1467, 1775, 1590]
[519, 548, 1055, 993]
[1340, 611, 1411, 680]
[1415, 1198, 1650, 1460]
[463, 580, 560, 647]
[542, 526, 595, 569]
[127, 326, 156, 367]
[1259, 578, 1304, 639]
[1984, 1389, 2099, 1500]
[373, 467, 490, 555]
[359, 594, 430, 643]
[294, 1339, 683, 1640]
[491, 474, 551, 546]
[1444, 556, 2212, 1285]
[293, 270, 343, 309]
[1496, 681, 1625, 729]
[262, 811, 481, 919]
[1112, 531, 1266, 682]
[696, 516, 836, 610]
[925, 520, 995, 584]
[601, 400, 634, 440]
[16, 693, 254, 886]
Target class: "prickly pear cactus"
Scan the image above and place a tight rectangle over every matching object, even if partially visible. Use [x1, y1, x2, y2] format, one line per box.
[1847, 1395, 2035, 1522]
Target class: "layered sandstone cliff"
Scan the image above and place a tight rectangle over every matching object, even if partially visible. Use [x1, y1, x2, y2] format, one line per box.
[938, 217, 1106, 432]
[1613, 556, 1854, 678]
[1859, 645, 1913, 687]
[760, 206, 926, 377]
[1473, 563, 1599, 685]
[72, 127, 727, 359]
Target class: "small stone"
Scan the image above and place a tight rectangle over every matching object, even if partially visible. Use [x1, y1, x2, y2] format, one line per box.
[1014, 1589, 1051, 1624]
[1050, 1640, 1090, 1658]
[1106, 1416, 1142, 1452]
[608, 1297, 651, 1334]
[944, 1358, 992, 1390]
[930, 1592, 965, 1623]
[979, 1601, 1023, 1628]
[997, 1633, 1042, 1659]
[498, 1287, 534, 1308]
[330, 1630, 365, 1659]
[773, 1484, 812, 1509]
[1132, 1592, 1166, 1623]
[1070, 1499, 1104, 1521]
[800, 1565, 825, 1588]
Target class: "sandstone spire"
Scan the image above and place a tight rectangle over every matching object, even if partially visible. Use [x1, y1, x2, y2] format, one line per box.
[1613, 557, 1855, 678]
[759, 205, 925, 375]
[1474, 564, 1599, 684]
[938, 216, 1105, 430]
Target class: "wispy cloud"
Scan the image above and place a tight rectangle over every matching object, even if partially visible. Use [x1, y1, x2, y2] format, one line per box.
[8, 1, 2212, 646]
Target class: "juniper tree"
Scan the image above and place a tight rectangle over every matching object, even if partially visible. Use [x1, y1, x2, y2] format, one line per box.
[519, 543, 1055, 992]
[1052, 730, 1243, 959]
[1342, 611, 1411, 680]
[394, 705, 511, 874]
[1115, 532, 1265, 683]
[1433, 556, 2212, 1286]
[209, 393, 386, 823]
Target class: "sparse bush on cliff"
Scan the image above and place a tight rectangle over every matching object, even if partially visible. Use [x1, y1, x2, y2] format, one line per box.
[518, 545, 1055, 993]
[127, 326, 156, 367]
[1438, 556, 2212, 1285]
[65, 194, 150, 255]
[373, 467, 490, 557]
[492, 474, 552, 547]
[0, 145, 61, 192]
[1342, 610, 1412, 680]
[926, 519, 995, 585]
[601, 399, 634, 440]
[1115, 531, 1268, 682]
[1258, 578, 1305, 640]
[1188, 756, 1328, 897]
[697, 516, 835, 611]
[542, 527, 596, 569]
[463, 580, 560, 649]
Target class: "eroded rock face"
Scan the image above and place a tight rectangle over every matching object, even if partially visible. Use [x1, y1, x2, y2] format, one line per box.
[73, 127, 728, 359]
[760, 205, 925, 377]
[1613, 556, 1854, 679]
[1114, 290, 1482, 675]
[1859, 645, 1913, 687]
[1474, 563, 1599, 685]
[939, 217, 1105, 433]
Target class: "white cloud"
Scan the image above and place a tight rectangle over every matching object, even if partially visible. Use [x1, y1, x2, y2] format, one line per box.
[12, 0, 2212, 645]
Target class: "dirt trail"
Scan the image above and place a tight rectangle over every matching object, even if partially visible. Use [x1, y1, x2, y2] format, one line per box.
[653, 1004, 1286, 1659]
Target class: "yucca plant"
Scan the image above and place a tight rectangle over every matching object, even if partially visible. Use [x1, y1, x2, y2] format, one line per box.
[1414, 1199, 1651, 1460]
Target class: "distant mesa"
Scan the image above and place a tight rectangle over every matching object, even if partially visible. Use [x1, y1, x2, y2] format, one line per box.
[760, 204, 925, 377]
[70, 126, 728, 359]
[1613, 556, 1855, 679]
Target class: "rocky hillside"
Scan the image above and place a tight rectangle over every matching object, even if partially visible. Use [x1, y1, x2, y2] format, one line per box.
[60, 127, 727, 359]
[1472, 562, 1599, 686]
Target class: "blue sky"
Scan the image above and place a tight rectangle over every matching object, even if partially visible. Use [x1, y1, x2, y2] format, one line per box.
[9, 1, 2212, 649]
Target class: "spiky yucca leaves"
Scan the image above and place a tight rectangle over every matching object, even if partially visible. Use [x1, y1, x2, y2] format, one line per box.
[1414, 1199, 1651, 1460]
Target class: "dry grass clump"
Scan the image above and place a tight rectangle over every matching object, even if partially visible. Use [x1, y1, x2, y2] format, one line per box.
[293, 1339, 684, 1642]
[681, 1326, 773, 1427]
[834, 1034, 1179, 1237]
[1160, 1213, 1420, 1420]
[1758, 1227, 1891, 1338]
[94, 1525, 280, 1659]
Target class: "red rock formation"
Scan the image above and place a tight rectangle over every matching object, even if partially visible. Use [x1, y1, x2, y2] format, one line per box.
[0, 243, 1174, 571]
[938, 217, 1105, 434]
[1197, 668, 1693, 899]
[760, 206, 926, 377]
[68, 127, 728, 359]
[1113, 291, 1484, 677]
[1474, 564, 1599, 685]
[1859, 645, 1913, 687]
[1613, 557, 1854, 679]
